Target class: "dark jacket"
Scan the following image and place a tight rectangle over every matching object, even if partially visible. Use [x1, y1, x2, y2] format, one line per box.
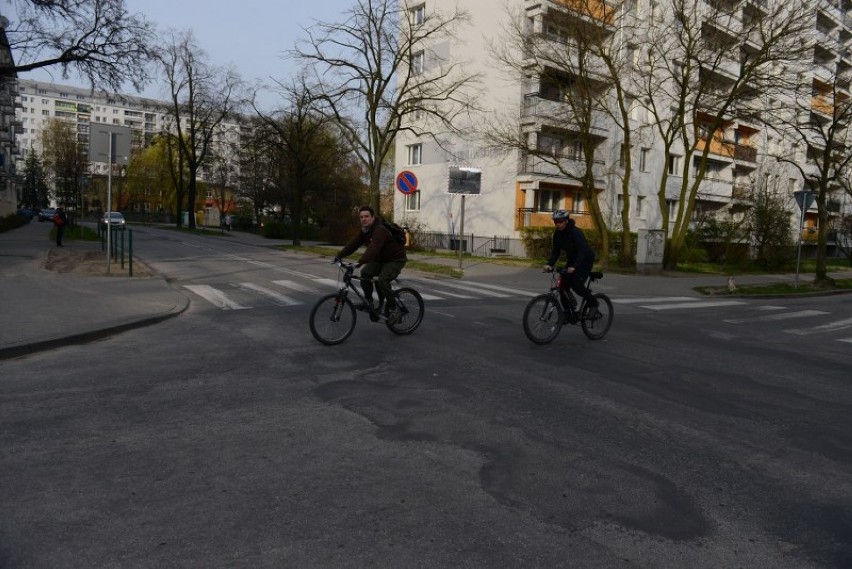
[338, 221, 407, 265]
[546, 218, 595, 268]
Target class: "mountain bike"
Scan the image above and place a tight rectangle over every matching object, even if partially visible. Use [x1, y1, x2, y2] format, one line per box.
[522, 268, 613, 344]
[309, 260, 425, 345]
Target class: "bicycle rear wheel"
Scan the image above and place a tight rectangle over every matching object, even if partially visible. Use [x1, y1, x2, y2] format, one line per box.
[309, 293, 357, 345]
[386, 288, 424, 335]
[522, 293, 563, 345]
[581, 293, 613, 340]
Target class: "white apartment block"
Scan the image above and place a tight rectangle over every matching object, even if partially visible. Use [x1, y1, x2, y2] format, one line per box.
[15, 79, 170, 179]
[394, 0, 852, 251]
[14, 79, 246, 214]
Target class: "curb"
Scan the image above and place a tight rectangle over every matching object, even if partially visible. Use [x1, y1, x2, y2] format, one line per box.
[0, 298, 190, 361]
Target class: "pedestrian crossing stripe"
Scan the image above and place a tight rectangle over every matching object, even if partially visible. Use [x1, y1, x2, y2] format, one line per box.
[640, 300, 746, 311]
[784, 316, 852, 335]
[723, 310, 828, 324]
[272, 279, 314, 293]
[236, 282, 301, 306]
[183, 285, 250, 310]
[613, 296, 698, 304]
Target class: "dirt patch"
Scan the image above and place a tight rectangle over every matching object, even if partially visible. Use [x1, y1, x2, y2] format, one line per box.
[44, 247, 153, 277]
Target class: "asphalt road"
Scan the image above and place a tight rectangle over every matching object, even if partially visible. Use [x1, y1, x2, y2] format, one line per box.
[1, 227, 850, 568]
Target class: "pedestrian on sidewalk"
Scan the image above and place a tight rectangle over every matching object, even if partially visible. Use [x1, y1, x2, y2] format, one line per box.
[53, 205, 67, 247]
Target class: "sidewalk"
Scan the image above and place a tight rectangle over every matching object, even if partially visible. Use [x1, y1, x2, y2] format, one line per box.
[0, 221, 189, 360]
[2, 221, 849, 360]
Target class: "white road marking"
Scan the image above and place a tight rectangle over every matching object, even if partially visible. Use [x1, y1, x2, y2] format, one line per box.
[785, 317, 852, 335]
[236, 283, 301, 306]
[641, 300, 747, 311]
[613, 296, 699, 304]
[723, 310, 828, 324]
[184, 285, 250, 310]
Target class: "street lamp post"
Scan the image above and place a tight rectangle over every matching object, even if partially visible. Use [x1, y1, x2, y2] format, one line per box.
[793, 188, 817, 288]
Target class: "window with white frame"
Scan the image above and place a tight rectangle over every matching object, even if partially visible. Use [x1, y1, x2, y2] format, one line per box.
[572, 191, 584, 213]
[410, 4, 425, 25]
[405, 190, 421, 211]
[407, 143, 422, 165]
[667, 153, 681, 176]
[538, 189, 562, 211]
[667, 199, 678, 220]
[411, 51, 425, 75]
[640, 148, 650, 172]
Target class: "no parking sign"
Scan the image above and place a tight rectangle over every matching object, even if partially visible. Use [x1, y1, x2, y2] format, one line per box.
[396, 170, 418, 195]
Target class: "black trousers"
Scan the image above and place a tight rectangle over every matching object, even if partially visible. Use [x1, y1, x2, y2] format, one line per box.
[559, 260, 596, 306]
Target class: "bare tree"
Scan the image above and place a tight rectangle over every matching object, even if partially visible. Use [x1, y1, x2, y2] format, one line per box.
[290, 0, 478, 214]
[253, 76, 344, 245]
[489, 0, 644, 266]
[2, 0, 156, 92]
[768, 58, 852, 286]
[158, 30, 244, 228]
[639, 0, 813, 269]
[40, 117, 87, 220]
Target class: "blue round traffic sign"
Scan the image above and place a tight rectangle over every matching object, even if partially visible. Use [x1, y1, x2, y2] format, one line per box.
[396, 170, 418, 195]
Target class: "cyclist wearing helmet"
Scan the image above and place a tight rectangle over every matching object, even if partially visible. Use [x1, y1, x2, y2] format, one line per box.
[544, 209, 598, 312]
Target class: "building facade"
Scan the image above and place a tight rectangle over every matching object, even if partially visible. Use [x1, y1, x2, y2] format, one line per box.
[393, 0, 852, 254]
[14, 78, 242, 221]
[0, 17, 22, 218]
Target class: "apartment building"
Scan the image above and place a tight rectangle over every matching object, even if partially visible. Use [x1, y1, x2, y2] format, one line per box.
[14, 78, 244, 219]
[0, 18, 21, 217]
[394, 0, 852, 252]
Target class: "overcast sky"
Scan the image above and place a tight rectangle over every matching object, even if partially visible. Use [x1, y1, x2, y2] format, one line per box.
[24, 0, 355, 109]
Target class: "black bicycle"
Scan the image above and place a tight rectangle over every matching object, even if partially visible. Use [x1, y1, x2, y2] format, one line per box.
[522, 268, 614, 344]
[309, 260, 425, 345]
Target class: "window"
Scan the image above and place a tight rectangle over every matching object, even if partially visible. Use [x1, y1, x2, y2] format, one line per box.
[572, 191, 584, 213]
[405, 190, 421, 211]
[667, 199, 678, 220]
[538, 189, 562, 211]
[407, 143, 422, 165]
[667, 153, 681, 176]
[636, 195, 646, 219]
[410, 4, 425, 25]
[42, 110, 49, 116]
[640, 148, 649, 172]
[411, 51, 425, 75]
[619, 144, 629, 168]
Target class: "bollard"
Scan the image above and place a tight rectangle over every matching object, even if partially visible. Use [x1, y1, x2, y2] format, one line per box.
[128, 229, 133, 277]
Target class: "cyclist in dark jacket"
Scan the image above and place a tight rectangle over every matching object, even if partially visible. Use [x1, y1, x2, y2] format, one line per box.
[335, 205, 407, 321]
[544, 209, 598, 310]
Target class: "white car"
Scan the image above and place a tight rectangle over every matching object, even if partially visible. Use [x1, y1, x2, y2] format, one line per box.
[100, 211, 127, 230]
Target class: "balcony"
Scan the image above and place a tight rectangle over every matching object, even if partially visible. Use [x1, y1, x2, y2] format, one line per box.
[520, 93, 609, 136]
[519, 151, 606, 185]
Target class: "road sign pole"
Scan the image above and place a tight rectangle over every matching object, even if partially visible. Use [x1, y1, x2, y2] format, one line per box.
[457, 195, 466, 270]
[795, 203, 805, 288]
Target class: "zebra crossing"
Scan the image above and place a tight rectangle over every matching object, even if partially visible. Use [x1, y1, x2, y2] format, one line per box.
[182, 275, 851, 344]
[612, 296, 852, 344]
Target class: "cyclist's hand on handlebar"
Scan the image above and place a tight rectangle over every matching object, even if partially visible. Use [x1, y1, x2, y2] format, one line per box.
[543, 265, 554, 273]
[332, 256, 342, 264]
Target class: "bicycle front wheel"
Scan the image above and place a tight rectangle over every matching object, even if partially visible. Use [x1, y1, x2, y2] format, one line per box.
[522, 293, 563, 345]
[309, 293, 357, 345]
[387, 288, 424, 335]
[581, 293, 613, 340]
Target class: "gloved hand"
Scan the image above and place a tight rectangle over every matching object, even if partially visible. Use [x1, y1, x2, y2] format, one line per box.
[333, 256, 341, 264]
[543, 265, 554, 273]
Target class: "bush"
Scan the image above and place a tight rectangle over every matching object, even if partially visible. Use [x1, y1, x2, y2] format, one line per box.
[520, 227, 553, 260]
[260, 220, 321, 240]
[0, 213, 31, 233]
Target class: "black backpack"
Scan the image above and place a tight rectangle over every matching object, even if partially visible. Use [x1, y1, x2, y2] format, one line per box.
[382, 220, 407, 245]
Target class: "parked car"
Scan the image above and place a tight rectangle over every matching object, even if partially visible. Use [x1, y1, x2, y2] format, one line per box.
[17, 207, 34, 220]
[38, 208, 56, 222]
[100, 211, 127, 230]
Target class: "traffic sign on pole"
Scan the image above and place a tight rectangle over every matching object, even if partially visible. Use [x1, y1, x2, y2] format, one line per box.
[396, 170, 418, 195]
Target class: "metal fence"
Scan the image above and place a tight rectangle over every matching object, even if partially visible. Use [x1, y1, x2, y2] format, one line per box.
[410, 230, 527, 257]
